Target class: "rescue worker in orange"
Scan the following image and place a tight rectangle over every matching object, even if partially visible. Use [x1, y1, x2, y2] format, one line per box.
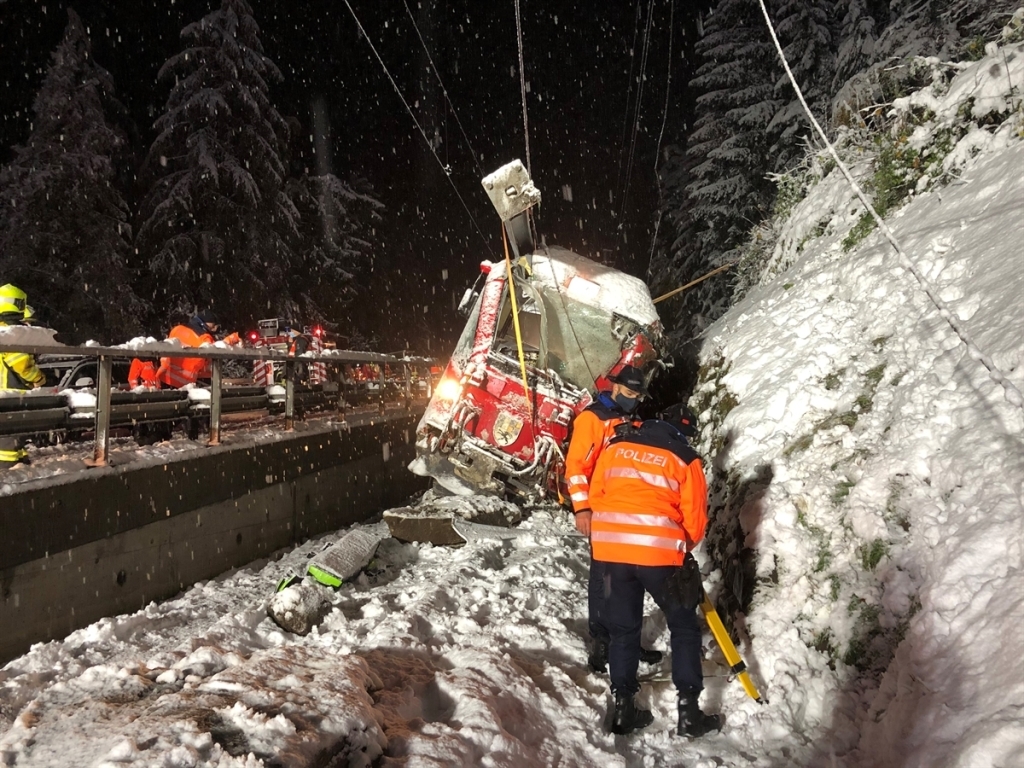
[0, 284, 46, 466]
[588, 405, 722, 737]
[156, 311, 239, 388]
[565, 364, 662, 672]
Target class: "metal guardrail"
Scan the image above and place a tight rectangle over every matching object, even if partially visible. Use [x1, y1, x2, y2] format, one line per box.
[0, 343, 437, 467]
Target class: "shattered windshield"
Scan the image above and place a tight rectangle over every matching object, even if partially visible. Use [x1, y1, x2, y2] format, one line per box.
[489, 248, 660, 391]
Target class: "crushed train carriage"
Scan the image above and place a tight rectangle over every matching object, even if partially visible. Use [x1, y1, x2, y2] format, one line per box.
[409, 161, 664, 503]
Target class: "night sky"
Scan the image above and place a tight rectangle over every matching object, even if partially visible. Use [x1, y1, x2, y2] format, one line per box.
[0, 0, 706, 352]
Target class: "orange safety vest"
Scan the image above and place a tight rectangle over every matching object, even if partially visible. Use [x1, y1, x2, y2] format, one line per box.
[564, 396, 637, 513]
[158, 325, 214, 388]
[589, 423, 708, 567]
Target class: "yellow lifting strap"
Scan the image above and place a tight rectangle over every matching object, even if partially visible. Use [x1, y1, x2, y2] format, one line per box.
[699, 593, 766, 704]
[502, 226, 533, 418]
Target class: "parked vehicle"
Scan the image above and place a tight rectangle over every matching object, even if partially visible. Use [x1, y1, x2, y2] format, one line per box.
[37, 355, 132, 391]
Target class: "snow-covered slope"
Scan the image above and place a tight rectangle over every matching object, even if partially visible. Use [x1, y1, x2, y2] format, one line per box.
[692, 57, 1024, 766]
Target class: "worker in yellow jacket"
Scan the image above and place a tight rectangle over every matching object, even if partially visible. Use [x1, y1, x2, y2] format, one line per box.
[0, 284, 46, 466]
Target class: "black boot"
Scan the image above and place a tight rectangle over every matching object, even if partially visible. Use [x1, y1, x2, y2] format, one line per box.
[677, 692, 722, 737]
[611, 692, 654, 735]
[639, 647, 663, 665]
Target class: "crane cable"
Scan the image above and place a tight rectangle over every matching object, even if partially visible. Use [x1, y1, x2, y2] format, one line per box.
[402, 0, 485, 178]
[513, 0, 533, 177]
[647, 0, 675, 281]
[341, 0, 494, 256]
[754, 0, 1022, 410]
[617, 0, 644, 192]
[617, 0, 657, 230]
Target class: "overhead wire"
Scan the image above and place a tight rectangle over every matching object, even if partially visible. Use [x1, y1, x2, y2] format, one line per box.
[753, 0, 1023, 409]
[617, 0, 657, 232]
[341, 0, 494, 255]
[402, 0, 485, 178]
[513, 0, 533, 176]
[647, 0, 675, 281]
[616, 0, 644, 192]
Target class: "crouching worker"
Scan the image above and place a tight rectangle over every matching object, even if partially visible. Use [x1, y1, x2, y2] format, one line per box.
[588, 412, 722, 737]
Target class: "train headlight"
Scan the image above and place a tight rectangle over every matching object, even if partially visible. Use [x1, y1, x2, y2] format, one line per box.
[435, 377, 461, 402]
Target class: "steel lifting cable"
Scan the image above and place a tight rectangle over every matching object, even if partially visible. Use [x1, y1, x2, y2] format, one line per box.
[402, 0, 485, 178]
[647, 0, 675, 280]
[513, 0, 533, 177]
[617, 0, 657, 228]
[342, 0, 494, 256]
[753, 0, 1023, 409]
[617, 0, 644, 192]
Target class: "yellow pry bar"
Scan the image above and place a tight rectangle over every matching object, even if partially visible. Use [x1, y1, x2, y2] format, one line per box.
[700, 594, 765, 704]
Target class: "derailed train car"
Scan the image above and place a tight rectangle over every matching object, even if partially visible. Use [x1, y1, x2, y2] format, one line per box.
[409, 162, 664, 501]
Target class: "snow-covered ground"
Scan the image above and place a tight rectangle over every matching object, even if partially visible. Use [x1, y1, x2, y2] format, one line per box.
[1, 45, 1022, 768]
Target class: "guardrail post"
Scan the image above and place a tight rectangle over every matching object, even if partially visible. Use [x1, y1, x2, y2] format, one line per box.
[91, 355, 112, 467]
[404, 363, 412, 411]
[338, 366, 348, 423]
[208, 359, 222, 446]
[284, 360, 295, 431]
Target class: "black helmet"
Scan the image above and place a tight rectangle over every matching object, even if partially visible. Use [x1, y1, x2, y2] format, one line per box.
[661, 402, 699, 438]
[608, 364, 649, 397]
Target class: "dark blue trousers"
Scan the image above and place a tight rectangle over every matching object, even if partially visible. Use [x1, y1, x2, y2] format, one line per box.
[588, 556, 610, 642]
[602, 561, 703, 696]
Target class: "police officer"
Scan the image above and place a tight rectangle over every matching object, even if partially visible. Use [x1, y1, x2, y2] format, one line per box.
[588, 405, 722, 737]
[565, 364, 662, 672]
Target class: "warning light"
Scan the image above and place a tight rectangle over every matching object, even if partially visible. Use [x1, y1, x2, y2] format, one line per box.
[248, 331, 259, 343]
[312, 325, 324, 338]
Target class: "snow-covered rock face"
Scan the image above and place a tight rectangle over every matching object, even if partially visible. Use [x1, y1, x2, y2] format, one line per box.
[694, 53, 1024, 768]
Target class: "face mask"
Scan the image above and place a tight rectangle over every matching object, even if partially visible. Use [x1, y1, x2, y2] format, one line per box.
[613, 393, 638, 413]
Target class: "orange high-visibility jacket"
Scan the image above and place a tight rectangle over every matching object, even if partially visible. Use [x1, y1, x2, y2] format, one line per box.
[589, 420, 708, 567]
[157, 325, 214, 388]
[564, 394, 637, 513]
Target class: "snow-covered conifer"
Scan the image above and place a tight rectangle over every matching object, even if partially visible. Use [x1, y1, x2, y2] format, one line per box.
[0, 9, 142, 344]
[832, 0, 884, 98]
[679, 0, 780, 328]
[137, 0, 296, 328]
[284, 171, 383, 324]
[768, 0, 835, 171]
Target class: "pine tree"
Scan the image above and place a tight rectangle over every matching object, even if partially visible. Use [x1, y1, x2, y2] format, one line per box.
[768, 0, 835, 172]
[137, 0, 296, 329]
[0, 9, 142, 344]
[284, 172, 383, 325]
[680, 0, 780, 324]
[832, 0, 884, 97]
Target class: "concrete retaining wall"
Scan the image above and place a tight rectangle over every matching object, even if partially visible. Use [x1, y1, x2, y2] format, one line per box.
[0, 415, 427, 663]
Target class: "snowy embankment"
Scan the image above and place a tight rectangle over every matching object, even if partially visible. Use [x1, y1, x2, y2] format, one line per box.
[1, 46, 1022, 768]
[692, 43, 1024, 767]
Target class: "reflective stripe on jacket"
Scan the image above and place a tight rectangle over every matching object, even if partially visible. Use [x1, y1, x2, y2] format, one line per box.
[157, 325, 214, 388]
[589, 421, 708, 567]
[564, 395, 635, 513]
[0, 351, 45, 391]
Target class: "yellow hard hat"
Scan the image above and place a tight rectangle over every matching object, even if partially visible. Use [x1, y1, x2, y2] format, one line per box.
[0, 284, 27, 317]
[23, 305, 36, 324]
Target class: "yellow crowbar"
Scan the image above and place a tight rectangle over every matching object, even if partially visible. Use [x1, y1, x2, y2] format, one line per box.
[699, 593, 766, 704]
